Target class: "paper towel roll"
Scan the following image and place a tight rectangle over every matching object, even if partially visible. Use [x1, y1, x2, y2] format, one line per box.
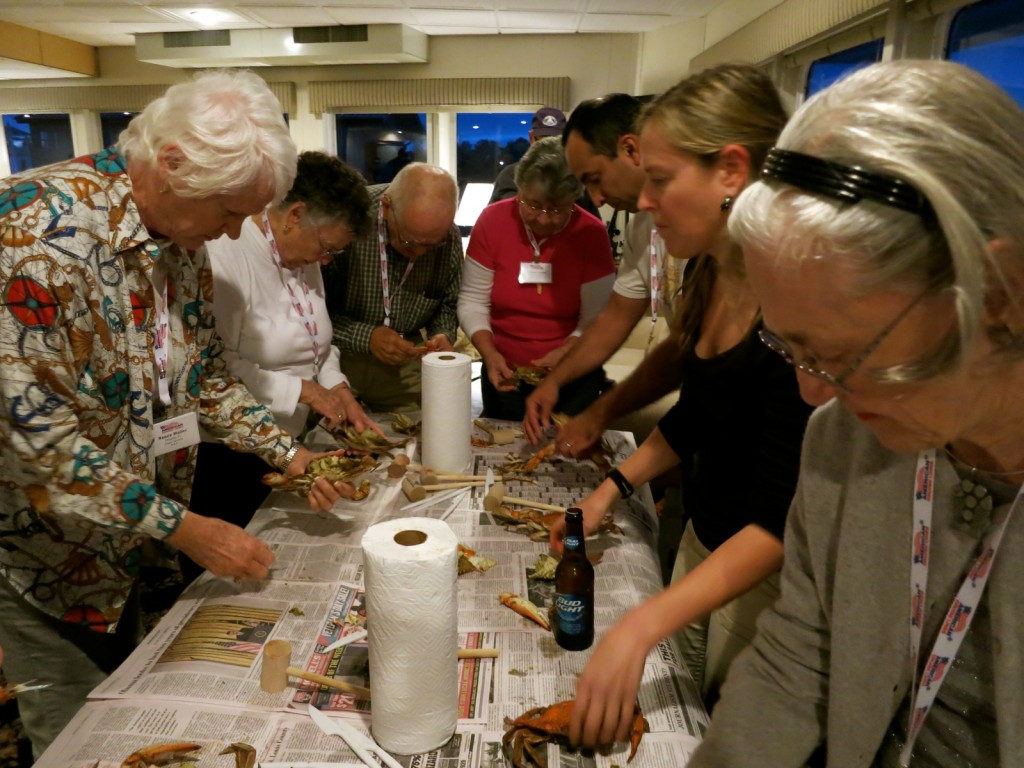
[362, 517, 459, 754]
[421, 351, 472, 474]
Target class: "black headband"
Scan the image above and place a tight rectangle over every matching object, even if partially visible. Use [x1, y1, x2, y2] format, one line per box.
[761, 147, 932, 217]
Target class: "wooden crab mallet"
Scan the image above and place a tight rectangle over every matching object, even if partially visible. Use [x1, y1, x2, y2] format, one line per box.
[401, 477, 486, 502]
[483, 482, 566, 514]
[473, 418, 519, 446]
[260, 639, 372, 699]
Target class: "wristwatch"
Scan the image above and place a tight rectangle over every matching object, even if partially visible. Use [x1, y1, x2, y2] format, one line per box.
[280, 442, 301, 471]
[605, 467, 635, 499]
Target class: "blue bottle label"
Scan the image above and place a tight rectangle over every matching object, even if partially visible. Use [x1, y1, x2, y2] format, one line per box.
[555, 593, 588, 635]
[564, 534, 582, 550]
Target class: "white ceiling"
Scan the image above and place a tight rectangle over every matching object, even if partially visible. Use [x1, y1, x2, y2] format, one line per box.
[0, 0, 722, 48]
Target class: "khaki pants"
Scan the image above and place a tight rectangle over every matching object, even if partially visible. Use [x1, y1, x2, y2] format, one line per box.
[339, 351, 422, 413]
[672, 520, 780, 709]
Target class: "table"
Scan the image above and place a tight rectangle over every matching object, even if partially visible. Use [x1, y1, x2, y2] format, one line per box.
[36, 421, 708, 767]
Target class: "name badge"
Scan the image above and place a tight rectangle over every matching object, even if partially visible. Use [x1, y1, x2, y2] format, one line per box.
[153, 411, 200, 456]
[519, 262, 552, 285]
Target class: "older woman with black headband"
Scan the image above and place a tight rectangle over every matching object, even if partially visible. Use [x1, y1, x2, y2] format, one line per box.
[686, 59, 1024, 767]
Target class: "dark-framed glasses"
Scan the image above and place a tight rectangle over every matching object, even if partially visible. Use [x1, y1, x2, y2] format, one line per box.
[758, 291, 928, 394]
[518, 197, 575, 219]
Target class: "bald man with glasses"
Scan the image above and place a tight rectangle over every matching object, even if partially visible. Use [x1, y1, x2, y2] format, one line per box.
[322, 162, 463, 412]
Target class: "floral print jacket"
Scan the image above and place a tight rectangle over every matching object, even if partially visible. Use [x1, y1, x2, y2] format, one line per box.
[0, 149, 293, 631]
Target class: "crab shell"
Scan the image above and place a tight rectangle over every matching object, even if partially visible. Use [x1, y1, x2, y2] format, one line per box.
[499, 592, 550, 631]
[502, 701, 647, 768]
[121, 742, 201, 767]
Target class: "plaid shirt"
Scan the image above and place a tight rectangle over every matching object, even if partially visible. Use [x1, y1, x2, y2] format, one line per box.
[323, 185, 463, 352]
[0, 149, 293, 630]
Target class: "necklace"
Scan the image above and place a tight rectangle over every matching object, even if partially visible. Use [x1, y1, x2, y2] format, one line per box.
[943, 445, 1024, 534]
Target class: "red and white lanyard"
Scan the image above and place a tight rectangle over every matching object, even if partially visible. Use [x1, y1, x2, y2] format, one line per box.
[378, 205, 414, 328]
[261, 210, 321, 375]
[151, 260, 172, 406]
[647, 229, 662, 349]
[901, 449, 1017, 765]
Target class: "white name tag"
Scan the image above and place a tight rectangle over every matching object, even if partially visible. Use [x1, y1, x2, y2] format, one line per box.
[519, 261, 552, 284]
[153, 411, 200, 456]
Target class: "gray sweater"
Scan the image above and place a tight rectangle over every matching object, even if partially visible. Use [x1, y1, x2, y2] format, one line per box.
[689, 400, 1024, 767]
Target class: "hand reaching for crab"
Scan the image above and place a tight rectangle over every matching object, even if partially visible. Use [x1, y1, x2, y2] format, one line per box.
[570, 619, 652, 750]
[425, 332, 454, 353]
[483, 351, 517, 392]
[167, 513, 275, 580]
[322, 383, 383, 435]
[287, 446, 357, 512]
[530, 335, 577, 370]
[370, 326, 422, 365]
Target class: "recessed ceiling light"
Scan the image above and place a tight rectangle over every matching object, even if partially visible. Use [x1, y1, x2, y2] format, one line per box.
[162, 7, 248, 27]
[187, 9, 232, 25]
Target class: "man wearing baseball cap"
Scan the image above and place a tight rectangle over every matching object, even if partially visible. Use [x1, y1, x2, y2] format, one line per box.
[488, 106, 600, 216]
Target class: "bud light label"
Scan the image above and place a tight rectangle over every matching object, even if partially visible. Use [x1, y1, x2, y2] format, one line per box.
[555, 594, 588, 634]
[564, 534, 582, 551]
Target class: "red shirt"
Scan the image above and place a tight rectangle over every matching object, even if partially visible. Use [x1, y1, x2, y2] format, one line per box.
[467, 197, 614, 366]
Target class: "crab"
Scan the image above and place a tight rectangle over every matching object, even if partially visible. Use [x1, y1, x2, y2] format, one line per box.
[512, 366, 549, 387]
[333, 425, 410, 454]
[491, 505, 621, 542]
[121, 742, 201, 767]
[262, 453, 379, 496]
[502, 700, 648, 768]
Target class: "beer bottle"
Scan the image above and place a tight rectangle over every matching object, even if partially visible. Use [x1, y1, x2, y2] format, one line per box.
[554, 507, 594, 650]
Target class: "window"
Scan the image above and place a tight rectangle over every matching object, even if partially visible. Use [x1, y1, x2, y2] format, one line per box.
[335, 113, 426, 185]
[805, 39, 884, 98]
[3, 113, 74, 173]
[947, 0, 1024, 108]
[455, 112, 532, 192]
[101, 112, 138, 148]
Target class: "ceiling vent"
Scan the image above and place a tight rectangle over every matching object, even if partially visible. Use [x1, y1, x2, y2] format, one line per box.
[135, 24, 428, 68]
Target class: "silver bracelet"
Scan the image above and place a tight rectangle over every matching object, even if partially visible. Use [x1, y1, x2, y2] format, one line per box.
[280, 442, 301, 471]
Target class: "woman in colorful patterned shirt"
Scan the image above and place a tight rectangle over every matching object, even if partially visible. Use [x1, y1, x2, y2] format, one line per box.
[0, 70, 348, 757]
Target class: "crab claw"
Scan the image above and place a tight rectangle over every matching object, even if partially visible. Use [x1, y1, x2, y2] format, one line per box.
[121, 742, 201, 767]
[628, 705, 649, 763]
[220, 742, 257, 768]
[499, 592, 550, 631]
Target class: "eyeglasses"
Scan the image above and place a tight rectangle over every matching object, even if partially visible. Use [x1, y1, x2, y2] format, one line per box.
[316, 231, 347, 260]
[758, 291, 928, 394]
[390, 210, 445, 253]
[518, 198, 575, 219]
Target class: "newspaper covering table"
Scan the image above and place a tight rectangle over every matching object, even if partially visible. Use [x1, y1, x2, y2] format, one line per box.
[39, 421, 708, 767]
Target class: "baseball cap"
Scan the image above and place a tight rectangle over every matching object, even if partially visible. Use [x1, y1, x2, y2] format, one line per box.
[531, 107, 566, 138]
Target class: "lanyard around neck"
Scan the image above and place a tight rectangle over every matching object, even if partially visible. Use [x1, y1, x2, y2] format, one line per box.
[647, 229, 662, 350]
[151, 260, 172, 406]
[901, 449, 1018, 765]
[377, 204, 415, 329]
[261, 210, 321, 375]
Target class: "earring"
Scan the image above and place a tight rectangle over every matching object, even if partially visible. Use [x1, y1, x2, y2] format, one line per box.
[720, 196, 733, 212]
[159, 183, 169, 194]
[283, 224, 292, 234]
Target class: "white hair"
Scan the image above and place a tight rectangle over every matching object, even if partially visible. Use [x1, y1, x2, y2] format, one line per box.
[118, 69, 297, 202]
[730, 59, 1024, 379]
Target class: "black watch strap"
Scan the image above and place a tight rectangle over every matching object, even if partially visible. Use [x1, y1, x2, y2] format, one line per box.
[605, 467, 635, 499]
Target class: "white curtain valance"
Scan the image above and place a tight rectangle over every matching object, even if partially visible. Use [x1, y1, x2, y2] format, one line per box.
[309, 77, 570, 116]
[0, 81, 296, 115]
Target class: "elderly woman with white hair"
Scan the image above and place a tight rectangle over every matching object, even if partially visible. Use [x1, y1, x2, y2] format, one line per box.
[459, 135, 616, 420]
[0, 70, 348, 756]
[684, 60, 1024, 767]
